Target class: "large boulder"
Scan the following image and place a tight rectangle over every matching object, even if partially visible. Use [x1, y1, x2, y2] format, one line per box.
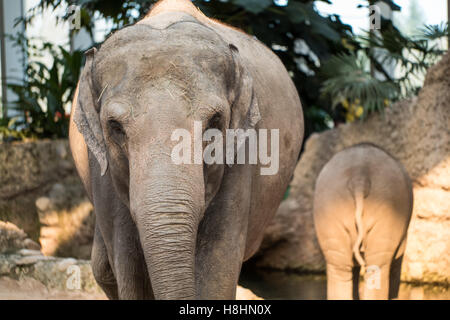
[253, 53, 450, 284]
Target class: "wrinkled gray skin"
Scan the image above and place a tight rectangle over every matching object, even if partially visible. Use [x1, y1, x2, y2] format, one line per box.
[69, 1, 303, 300]
[313, 143, 413, 300]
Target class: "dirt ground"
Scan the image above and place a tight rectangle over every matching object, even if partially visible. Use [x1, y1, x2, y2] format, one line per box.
[0, 276, 106, 300]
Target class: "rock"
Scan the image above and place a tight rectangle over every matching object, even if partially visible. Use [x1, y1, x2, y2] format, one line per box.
[0, 140, 77, 240]
[0, 276, 49, 299]
[0, 140, 95, 259]
[49, 183, 66, 205]
[0, 221, 41, 254]
[253, 199, 324, 271]
[13, 255, 49, 266]
[35, 197, 51, 212]
[0, 253, 103, 295]
[0, 257, 15, 276]
[37, 198, 94, 259]
[17, 249, 43, 256]
[0, 276, 107, 300]
[23, 239, 41, 251]
[0, 246, 264, 299]
[57, 258, 78, 272]
[0, 253, 261, 299]
[236, 286, 263, 300]
[54, 141, 68, 159]
[38, 211, 59, 227]
[254, 53, 450, 284]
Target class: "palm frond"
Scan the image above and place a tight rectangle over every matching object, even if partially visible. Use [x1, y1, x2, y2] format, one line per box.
[320, 53, 398, 117]
[419, 23, 449, 40]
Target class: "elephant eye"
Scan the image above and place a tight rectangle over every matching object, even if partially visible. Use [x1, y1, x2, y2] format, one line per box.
[108, 120, 125, 137]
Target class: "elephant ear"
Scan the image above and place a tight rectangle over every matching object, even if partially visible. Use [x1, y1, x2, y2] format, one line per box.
[73, 47, 108, 176]
[228, 44, 261, 131]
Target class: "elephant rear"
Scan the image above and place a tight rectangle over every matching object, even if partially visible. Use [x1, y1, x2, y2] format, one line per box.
[313, 143, 413, 299]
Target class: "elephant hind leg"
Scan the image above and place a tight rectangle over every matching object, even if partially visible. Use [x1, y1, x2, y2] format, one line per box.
[326, 263, 355, 300]
[352, 265, 361, 299]
[363, 228, 403, 299]
[363, 256, 391, 300]
[388, 255, 403, 299]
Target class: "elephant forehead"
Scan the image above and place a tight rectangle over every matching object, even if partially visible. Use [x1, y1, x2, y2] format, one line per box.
[94, 25, 233, 97]
[96, 22, 232, 74]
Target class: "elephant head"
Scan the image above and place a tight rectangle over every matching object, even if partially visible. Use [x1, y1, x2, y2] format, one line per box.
[73, 21, 260, 299]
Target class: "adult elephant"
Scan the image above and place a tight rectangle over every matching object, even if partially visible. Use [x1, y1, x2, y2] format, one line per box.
[313, 143, 413, 300]
[69, 0, 303, 299]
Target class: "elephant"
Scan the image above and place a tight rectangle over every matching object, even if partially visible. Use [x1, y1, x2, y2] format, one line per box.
[69, 0, 303, 299]
[313, 143, 413, 300]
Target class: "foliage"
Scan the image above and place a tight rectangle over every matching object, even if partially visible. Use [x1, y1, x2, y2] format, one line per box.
[321, 52, 397, 118]
[21, 0, 363, 137]
[0, 117, 31, 141]
[321, 22, 448, 120]
[10, 0, 448, 139]
[5, 35, 83, 140]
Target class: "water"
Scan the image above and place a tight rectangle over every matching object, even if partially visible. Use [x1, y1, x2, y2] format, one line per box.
[239, 268, 450, 300]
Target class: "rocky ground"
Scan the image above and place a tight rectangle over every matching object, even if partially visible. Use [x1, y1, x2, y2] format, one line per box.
[0, 220, 261, 300]
[0, 253, 260, 300]
[0, 276, 106, 300]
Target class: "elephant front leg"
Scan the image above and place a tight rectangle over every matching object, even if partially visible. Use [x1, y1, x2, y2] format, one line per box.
[195, 206, 249, 299]
[112, 211, 154, 300]
[90, 158, 153, 300]
[195, 168, 251, 299]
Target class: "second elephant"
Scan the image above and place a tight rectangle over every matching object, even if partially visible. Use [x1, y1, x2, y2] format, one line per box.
[313, 143, 413, 300]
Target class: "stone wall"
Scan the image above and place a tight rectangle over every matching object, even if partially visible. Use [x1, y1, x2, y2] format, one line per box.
[253, 53, 450, 284]
[0, 140, 94, 259]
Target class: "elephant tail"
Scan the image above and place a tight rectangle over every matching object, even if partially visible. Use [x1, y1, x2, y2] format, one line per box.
[353, 189, 366, 267]
[348, 172, 371, 267]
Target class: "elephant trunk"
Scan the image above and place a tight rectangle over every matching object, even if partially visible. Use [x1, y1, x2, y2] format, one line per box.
[130, 155, 204, 300]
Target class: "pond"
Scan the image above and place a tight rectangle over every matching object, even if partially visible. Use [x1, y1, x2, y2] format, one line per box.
[239, 268, 449, 300]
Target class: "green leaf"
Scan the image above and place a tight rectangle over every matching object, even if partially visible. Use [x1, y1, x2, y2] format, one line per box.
[419, 23, 449, 40]
[286, 2, 308, 24]
[7, 117, 20, 129]
[232, 0, 272, 14]
[310, 17, 340, 42]
[320, 53, 399, 115]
